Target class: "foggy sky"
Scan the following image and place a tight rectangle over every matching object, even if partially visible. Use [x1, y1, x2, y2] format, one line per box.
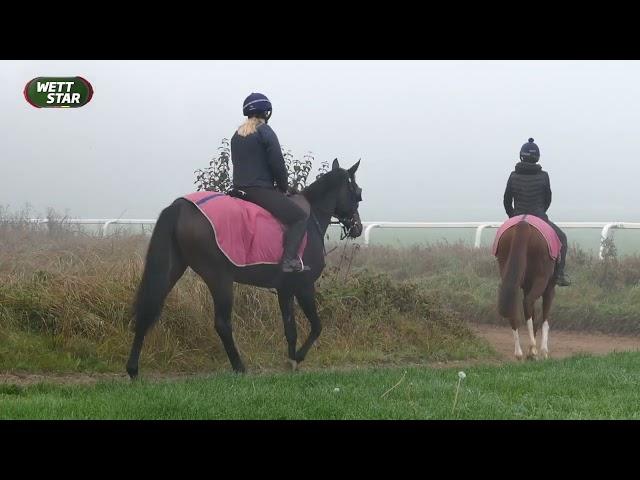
[2, 60, 640, 222]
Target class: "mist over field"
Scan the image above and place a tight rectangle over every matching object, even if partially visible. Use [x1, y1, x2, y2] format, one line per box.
[3, 60, 640, 224]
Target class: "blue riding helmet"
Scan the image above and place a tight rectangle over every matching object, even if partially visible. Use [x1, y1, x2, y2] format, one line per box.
[243, 92, 272, 119]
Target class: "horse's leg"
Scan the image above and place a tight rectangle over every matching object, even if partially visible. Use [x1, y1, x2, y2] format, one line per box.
[522, 292, 538, 360]
[523, 295, 539, 361]
[127, 253, 186, 379]
[277, 288, 298, 371]
[508, 287, 523, 361]
[523, 279, 549, 360]
[293, 283, 322, 364]
[204, 274, 246, 373]
[541, 283, 556, 359]
[508, 289, 523, 361]
[511, 322, 524, 361]
[497, 226, 530, 361]
[175, 201, 246, 373]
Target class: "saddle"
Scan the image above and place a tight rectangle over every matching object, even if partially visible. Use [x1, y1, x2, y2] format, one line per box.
[182, 191, 307, 267]
[492, 214, 561, 260]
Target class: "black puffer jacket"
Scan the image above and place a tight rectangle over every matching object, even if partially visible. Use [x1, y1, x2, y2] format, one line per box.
[503, 162, 552, 218]
[230, 124, 288, 192]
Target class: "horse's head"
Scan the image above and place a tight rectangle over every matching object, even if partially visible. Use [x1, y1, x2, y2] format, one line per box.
[331, 158, 363, 238]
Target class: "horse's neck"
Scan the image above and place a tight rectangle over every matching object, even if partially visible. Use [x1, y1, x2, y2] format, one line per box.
[297, 193, 334, 235]
[311, 208, 332, 236]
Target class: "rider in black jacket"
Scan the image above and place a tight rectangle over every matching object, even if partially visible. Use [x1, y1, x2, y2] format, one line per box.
[503, 138, 571, 286]
[230, 93, 309, 273]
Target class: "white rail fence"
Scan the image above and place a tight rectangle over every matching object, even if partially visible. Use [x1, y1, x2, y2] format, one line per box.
[16, 219, 640, 260]
[362, 222, 640, 260]
[24, 218, 157, 236]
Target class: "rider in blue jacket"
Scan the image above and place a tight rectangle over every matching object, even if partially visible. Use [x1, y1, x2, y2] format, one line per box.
[230, 93, 309, 273]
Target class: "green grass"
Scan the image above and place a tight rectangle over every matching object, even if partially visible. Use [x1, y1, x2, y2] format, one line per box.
[3, 352, 640, 419]
[0, 267, 495, 374]
[2, 223, 640, 375]
[0, 225, 495, 374]
[0, 329, 114, 372]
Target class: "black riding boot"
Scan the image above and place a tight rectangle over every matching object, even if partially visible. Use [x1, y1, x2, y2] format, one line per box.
[282, 219, 309, 273]
[545, 219, 570, 287]
[555, 240, 571, 287]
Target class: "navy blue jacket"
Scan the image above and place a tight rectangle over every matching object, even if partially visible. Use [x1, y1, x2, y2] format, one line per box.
[230, 124, 288, 192]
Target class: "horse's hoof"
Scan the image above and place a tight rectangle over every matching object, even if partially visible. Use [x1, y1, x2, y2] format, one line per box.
[288, 359, 298, 372]
[515, 354, 524, 361]
[126, 366, 138, 380]
[541, 349, 549, 360]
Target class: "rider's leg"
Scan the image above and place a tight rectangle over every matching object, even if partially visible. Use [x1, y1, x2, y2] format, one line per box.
[240, 187, 309, 272]
[545, 219, 570, 286]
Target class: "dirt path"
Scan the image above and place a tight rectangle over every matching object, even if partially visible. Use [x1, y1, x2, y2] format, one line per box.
[3, 326, 640, 387]
[470, 323, 640, 360]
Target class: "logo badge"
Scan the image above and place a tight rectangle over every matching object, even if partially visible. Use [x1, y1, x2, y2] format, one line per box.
[24, 77, 94, 108]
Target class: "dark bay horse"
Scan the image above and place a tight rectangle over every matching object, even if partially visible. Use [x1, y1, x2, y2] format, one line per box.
[126, 159, 363, 378]
[496, 220, 557, 360]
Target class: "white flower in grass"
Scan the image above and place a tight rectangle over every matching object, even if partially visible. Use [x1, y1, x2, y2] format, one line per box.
[333, 387, 340, 392]
[452, 371, 467, 415]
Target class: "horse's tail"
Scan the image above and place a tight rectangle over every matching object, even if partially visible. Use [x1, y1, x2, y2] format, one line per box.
[498, 221, 531, 319]
[132, 200, 181, 335]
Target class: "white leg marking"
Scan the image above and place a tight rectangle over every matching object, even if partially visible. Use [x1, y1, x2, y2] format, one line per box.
[541, 320, 550, 359]
[513, 329, 523, 360]
[526, 318, 538, 358]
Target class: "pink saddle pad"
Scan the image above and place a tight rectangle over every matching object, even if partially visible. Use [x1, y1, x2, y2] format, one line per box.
[492, 214, 561, 260]
[182, 191, 307, 267]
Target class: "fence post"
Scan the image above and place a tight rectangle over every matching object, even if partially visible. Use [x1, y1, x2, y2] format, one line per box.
[474, 224, 493, 249]
[599, 222, 620, 260]
[102, 220, 117, 236]
[363, 223, 380, 247]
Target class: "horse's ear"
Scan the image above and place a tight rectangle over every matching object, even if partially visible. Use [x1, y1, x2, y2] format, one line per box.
[348, 160, 360, 175]
[332, 158, 340, 170]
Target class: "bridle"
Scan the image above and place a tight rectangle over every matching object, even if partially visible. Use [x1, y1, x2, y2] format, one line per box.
[332, 175, 362, 240]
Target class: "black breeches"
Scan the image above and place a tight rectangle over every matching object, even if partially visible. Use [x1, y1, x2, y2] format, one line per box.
[240, 187, 307, 225]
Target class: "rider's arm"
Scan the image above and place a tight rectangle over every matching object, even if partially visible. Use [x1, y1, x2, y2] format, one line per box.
[503, 174, 515, 217]
[258, 124, 289, 192]
[544, 172, 552, 212]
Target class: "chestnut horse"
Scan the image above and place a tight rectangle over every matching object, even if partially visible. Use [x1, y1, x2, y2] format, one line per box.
[496, 220, 557, 360]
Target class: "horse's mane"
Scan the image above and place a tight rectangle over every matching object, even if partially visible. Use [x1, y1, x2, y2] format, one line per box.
[302, 169, 348, 203]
